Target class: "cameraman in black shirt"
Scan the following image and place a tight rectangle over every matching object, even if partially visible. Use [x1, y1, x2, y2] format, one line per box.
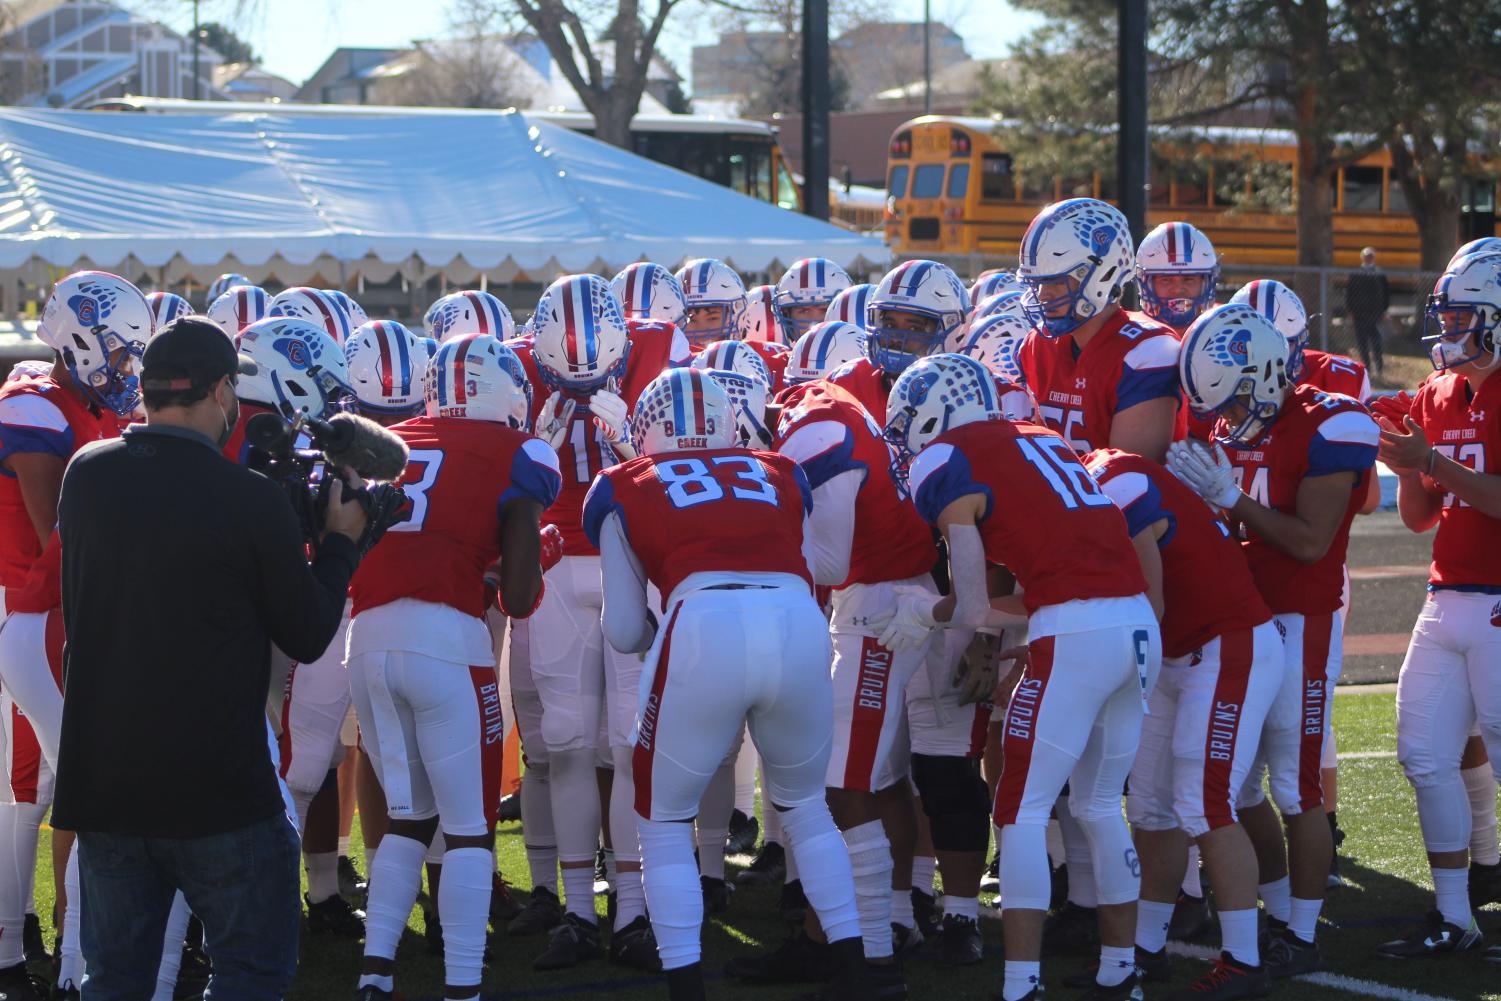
[54, 318, 368, 1000]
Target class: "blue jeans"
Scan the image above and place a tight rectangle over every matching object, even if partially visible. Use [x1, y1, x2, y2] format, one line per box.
[77, 811, 301, 1001]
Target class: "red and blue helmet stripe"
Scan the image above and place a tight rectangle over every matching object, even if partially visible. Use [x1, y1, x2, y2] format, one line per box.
[369, 320, 415, 399]
[669, 368, 711, 439]
[558, 276, 600, 368]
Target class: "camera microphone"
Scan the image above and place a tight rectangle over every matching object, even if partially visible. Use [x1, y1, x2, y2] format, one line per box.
[305, 412, 411, 482]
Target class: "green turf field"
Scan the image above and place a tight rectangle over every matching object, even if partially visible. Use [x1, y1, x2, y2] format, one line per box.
[31, 687, 1501, 1000]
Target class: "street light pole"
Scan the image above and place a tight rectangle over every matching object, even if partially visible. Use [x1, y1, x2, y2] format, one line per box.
[922, 0, 931, 115]
[801, 0, 830, 221]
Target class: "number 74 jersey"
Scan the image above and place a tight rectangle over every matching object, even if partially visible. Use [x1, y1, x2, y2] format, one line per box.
[582, 448, 814, 604]
[908, 419, 1146, 614]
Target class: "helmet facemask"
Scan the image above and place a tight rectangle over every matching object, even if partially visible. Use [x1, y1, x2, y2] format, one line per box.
[1021, 260, 1119, 338]
[1423, 296, 1501, 371]
[1140, 269, 1218, 329]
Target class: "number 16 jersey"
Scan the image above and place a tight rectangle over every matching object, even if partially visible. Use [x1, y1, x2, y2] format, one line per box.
[582, 448, 813, 605]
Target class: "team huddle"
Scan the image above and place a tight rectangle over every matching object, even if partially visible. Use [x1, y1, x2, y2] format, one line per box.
[0, 194, 1499, 1001]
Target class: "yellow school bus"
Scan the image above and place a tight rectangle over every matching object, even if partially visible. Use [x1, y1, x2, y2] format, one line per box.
[884, 115, 1500, 269]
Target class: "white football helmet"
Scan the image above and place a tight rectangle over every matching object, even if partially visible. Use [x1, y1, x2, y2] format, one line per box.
[146, 291, 192, 331]
[690, 339, 771, 390]
[425, 333, 533, 428]
[866, 260, 969, 373]
[236, 316, 353, 420]
[531, 274, 630, 392]
[786, 321, 867, 385]
[344, 320, 428, 417]
[775, 257, 852, 338]
[207, 285, 271, 339]
[975, 290, 1024, 320]
[610, 263, 687, 327]
[884, 352, 1004, 464]
[5, 359, 52, 384]
[702, 369, 772, 449]
[206, 273, 250, 306]
[37, 271, 152, 416]
[1179, 303, 1289, 445]
[737, 285, 788, 345]
[631, 367, 737, 455]
[323, 290, 368, 328]
[269, 287, 355, 345]
[969, 270, 1022, 304]
[959, 312, 1029, 385]
[1017, 198, 1135, 337]
[1422, 251, 1501, 371]
[825, 283, 875, 330]
[675, 258, 746, 348]
[1136, 221, 1219, 329]
[1229, 279, 1309, 380]
[1449, 238, 1501, 271]
[424, 290, 515, 343]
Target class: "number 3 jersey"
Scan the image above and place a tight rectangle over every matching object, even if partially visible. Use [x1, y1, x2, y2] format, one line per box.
[1410, 370, 1501, 589]
[351, 416, 562, 619]
[581, 448, 813, 604]
[1015, 308, 1181, 454]
[908, 419, 1146, 613]
[1220, 384, 1378, 614]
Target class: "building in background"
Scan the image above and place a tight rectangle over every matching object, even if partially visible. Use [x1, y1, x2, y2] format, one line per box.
[872, 57, 1012, 110]
[835, 21, 966, 110]
[0, 0, 226, 107]
[213, 62, 297, 103]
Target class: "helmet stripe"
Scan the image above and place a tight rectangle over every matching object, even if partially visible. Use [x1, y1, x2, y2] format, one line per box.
[464, 292, 490, 335]
[670, 369, 688, 434]
[688, 370, 705, 435]
[1165, 223, 1178, 264]
[815, 258, 825, 286]
[394, 322, 412, 394]
[309, 293, 338, 342]
[453, 334, 475, 405]
[374, 321, 395, 398]
[561, 282, 580, 365]
[1180, 223, 1194, 263]
[579, 282, 598, 363]
[903, 261, 932, 296]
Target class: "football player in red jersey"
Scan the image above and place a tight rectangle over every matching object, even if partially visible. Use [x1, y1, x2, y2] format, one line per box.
[0, 271, 149, 1000]
[350, 335, 560, 1001]
[883, 353, 1161, 1001]
[1086, 448, 1282, 998]
[1015, 199, 1182, 463]
[582, 368, 869, 1001]
[519, 275, 680, 970]
[1370, 251, 1501, 959]
[675, 259, 747, 352]
[828, 259, 970, 416]
[1171, 303, 1378, 979]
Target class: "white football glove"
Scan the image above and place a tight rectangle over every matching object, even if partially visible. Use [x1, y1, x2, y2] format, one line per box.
[877, 585, 940, 653]
[1167, 439, 1240, 510]
[536, 392, 577, 452]
[590, 388, 629, 444]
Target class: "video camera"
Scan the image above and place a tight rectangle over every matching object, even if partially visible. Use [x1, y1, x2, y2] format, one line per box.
[244, 410, 411, 555]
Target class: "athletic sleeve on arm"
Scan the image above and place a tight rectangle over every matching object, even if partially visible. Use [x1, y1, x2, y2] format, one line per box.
[581, 471, 623, 551]
[778, 419, 866, 491]
[0, 394, 75, 465]
[804, 468, 858, 586]
[498, 437, 563, 512]
[909, 442, 993, 526]
[1115, 336, 1182, 413]
[1307, 409, 1380, 477]
[1097, 468, 1174, 543]
[599, 511, 653, 654]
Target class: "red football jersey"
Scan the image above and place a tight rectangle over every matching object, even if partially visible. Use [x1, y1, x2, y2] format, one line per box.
[0, 375, 118, 590]
[745, 341, 791, 395]
[826, 356, 890, 423]
[351, 417, 562, 617]
[909, 419, 1145, 613]
[775, 381, 937, 588]
[1086, 449, 1271, 657]
[581, 447, 813, 604]
[518, 323, 679, 557]
[1016, 308, 1181, 454]
[1220, 385, 1378, 614]
[221, 400, 281, 466]
[1410, 370, 1501, 588]
[1301, 349, 1370, 402]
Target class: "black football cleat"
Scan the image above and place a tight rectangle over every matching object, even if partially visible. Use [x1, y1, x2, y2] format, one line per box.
[306, 893, 366, 938]
[1376, 910, 1482, 958]
[726, 808, 760, 855]
[532, 912, 601, 970]
[508, 886, 564, 936]
[934, 913, 983, 966]
[609, 915, 663, 972]
[725, 929, 832, 984]
[737, 840, 786, 886]
[1168, 952, 1269, 1000]
[701, 875, 734, 915]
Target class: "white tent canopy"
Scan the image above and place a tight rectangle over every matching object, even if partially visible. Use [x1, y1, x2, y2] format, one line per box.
[0, 107, 886, 284]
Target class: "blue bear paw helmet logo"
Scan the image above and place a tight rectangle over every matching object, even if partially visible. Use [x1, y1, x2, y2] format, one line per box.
[274, 336, 312, 369]
[906, 368, 941, 405]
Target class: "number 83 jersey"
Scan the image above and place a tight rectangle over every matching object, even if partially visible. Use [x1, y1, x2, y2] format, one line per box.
[582, 448, 814, 604]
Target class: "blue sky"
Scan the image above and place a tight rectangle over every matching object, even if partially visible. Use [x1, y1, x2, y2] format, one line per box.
[155, 0, 1026, 89]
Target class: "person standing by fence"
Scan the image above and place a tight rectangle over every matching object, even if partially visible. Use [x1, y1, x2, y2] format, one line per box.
[1345, 246, 1390, 380]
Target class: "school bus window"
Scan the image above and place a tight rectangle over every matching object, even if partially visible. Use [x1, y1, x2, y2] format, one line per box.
[776, 157, 800, 211]
[981, 153, 1015, 201]
[1463, 179, 1495, 215]
[1343, 166, 1383, 213]
[912, 163, 945, 199]
[947, 163, 970, 199]
[1174, 165, 1209, 207]
[889, 165, 909, 198]
[1386, 175, 1409, 215]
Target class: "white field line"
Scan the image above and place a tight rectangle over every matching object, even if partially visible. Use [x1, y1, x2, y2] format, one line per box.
[1165, 942, 1466, 1001]
[1339, 750, 1398, 760]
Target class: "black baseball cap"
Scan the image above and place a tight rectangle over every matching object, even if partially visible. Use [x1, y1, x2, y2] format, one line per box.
[140, 317, 252, 393]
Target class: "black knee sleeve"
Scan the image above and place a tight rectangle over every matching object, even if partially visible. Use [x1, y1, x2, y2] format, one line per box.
[911, 753, 990, 853]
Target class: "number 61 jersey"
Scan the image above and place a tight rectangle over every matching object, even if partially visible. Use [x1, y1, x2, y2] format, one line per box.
[908, 419, 1145, 614]
[582, 448, 814, 604]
